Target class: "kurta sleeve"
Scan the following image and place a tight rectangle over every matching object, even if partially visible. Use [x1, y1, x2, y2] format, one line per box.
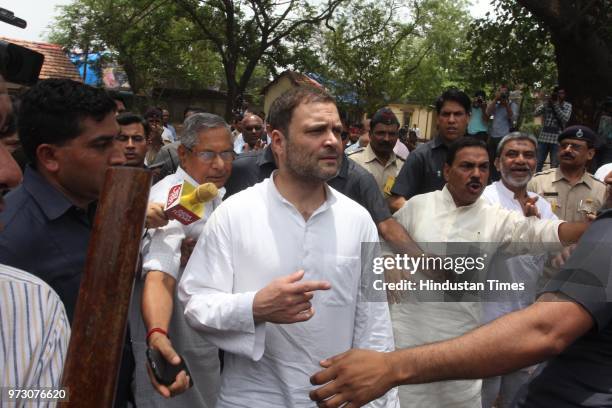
[351, 221, 399, 407]
[498, 207, 564, 254]
[178, 206, 266, 361]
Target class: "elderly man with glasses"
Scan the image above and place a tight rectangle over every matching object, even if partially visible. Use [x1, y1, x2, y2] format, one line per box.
[134, 113, 234, 407]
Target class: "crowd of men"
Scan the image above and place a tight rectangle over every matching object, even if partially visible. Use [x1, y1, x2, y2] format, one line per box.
[0, 75, 611, 408]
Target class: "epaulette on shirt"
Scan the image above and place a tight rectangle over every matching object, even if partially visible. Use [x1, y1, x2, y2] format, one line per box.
[533, 168, 556, 177]
[347, 147, 365, 156]
[588, 173, 606, 185]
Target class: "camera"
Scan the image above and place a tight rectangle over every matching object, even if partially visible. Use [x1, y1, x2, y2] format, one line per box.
[1, 9, 44, 86]
[500, 93, 509, 101]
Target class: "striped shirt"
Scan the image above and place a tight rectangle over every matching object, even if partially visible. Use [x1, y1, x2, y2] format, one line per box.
[0, 263, 70, 406]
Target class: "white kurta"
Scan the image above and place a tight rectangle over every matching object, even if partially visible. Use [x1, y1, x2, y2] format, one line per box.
[130, 166, 223, 408]
[178, 174, 399, 408]
[391, 185, 564, 408]
[481, 181, 558, 322]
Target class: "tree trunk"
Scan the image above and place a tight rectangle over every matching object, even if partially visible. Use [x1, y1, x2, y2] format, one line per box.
[518, 0, 612, 127]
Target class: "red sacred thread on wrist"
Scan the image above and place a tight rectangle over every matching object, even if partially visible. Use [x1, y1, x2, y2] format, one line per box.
[146, 328, 169, 344]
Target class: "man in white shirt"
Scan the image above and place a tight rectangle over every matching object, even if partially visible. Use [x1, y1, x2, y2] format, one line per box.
[179, 88, 398, 407]
[134, 113, 235, 406]
[310, 137, 589, 408]
[480, 132, 557, 407]
[594, 162, 612, 182]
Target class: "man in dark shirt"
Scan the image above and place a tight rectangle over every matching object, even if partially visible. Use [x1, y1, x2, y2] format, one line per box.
[0, 79, 134, 406]
[310, 209, 612, 408]
[389, 89, 471, 212]
[224, 146, 415, 252]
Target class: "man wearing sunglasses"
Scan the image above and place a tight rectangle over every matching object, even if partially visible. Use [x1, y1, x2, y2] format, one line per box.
[137, 113, 233, 406]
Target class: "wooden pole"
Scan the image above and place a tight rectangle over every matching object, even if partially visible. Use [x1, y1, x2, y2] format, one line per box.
[60, 166, 151, 407]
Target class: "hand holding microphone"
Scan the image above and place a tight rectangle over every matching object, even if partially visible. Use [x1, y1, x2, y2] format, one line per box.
[164, 181, 219, 225]
[145, 181, 219, 228]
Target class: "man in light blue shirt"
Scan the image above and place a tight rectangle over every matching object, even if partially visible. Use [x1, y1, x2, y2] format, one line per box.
[467, 90, 489, 143]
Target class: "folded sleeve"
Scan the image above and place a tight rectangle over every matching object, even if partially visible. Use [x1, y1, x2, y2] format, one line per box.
[141, 222, 185, 280]
[178, 206, 266, 361]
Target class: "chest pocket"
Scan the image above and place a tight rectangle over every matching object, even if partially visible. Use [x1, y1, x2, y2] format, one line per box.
[313, 254, 361, 307]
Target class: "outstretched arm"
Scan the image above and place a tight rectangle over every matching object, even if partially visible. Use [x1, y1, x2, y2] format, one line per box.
[310, 292, 593, 408]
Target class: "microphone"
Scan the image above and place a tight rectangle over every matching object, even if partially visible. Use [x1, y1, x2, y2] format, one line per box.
[164, 181, 219, 225]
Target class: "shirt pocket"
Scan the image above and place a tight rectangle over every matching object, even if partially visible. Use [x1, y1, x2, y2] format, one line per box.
[316, 254, 361, 307]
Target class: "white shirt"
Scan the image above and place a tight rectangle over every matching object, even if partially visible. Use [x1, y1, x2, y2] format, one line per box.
[161, 128, 174, 144]
[390, 186, 563, 408]
[594, 162, 612, 182]
[481, 181, 558, 322]
[143, 167, 225, 279]
[0, 264, 70, 395]
[179, 175, 398, 408]
[393, 139, 409, 160]
[133, 167, 224, 408]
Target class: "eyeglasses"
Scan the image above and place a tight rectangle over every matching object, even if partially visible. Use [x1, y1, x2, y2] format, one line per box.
[186, 147, 235, 163]
[116, 134, 145, 143]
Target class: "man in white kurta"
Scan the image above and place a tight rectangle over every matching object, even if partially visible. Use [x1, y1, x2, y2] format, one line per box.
[179, 88, 398, 407]
[390, 138, 566, 408]
[480, 133, 558, 407]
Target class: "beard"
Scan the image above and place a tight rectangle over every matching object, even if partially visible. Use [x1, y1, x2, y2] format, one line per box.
[285, 139, 341, 182]
[501, 166, 533, 188]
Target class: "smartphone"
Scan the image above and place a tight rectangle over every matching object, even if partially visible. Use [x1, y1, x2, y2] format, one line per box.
[146, 347, 193, 387]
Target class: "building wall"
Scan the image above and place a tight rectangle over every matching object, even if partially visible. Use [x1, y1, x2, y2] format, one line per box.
[387, 103, 437, 140]
[263, 77, 294, 117]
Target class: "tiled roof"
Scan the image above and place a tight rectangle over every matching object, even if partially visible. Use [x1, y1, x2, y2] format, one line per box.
[261, 70, 324, 94]
[0, 36, 82, 82]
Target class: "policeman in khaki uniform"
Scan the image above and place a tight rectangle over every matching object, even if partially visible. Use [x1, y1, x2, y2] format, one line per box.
[349, 107, 404, 197]
[528, 125, 607, 222]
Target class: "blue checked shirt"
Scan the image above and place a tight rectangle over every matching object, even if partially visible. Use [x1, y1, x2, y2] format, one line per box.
[535, 101, 572, 144]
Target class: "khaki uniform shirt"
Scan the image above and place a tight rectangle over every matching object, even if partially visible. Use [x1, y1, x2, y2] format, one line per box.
[528, 168, 607, 222]
[348, 144, 404, 197]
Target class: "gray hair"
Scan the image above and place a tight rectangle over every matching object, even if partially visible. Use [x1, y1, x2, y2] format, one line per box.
[496, 131, 538, 156]
[180, 112, 230, 149]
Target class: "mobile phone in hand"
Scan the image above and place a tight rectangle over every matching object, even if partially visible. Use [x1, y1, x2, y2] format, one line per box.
[146, 347, 193, 387]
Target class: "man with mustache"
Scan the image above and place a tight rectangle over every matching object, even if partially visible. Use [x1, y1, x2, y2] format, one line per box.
[311, 137, 590, 408]
[480, 132, 557, 407]
[178, 88, 398, 407]
[528, 126, 606, 222]
[349, 108, 405, 197]
[389, 89, 471, 212]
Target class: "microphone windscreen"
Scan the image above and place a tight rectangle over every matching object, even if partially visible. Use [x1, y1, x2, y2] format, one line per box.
[193, 183, 218, 203]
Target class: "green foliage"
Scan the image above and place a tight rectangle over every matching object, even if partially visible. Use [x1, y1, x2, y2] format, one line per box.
[294, 0, 473, 115]
[48, 0, 224, 94]
[398, 0, 472, 104]
[467, 0, 557, 92]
